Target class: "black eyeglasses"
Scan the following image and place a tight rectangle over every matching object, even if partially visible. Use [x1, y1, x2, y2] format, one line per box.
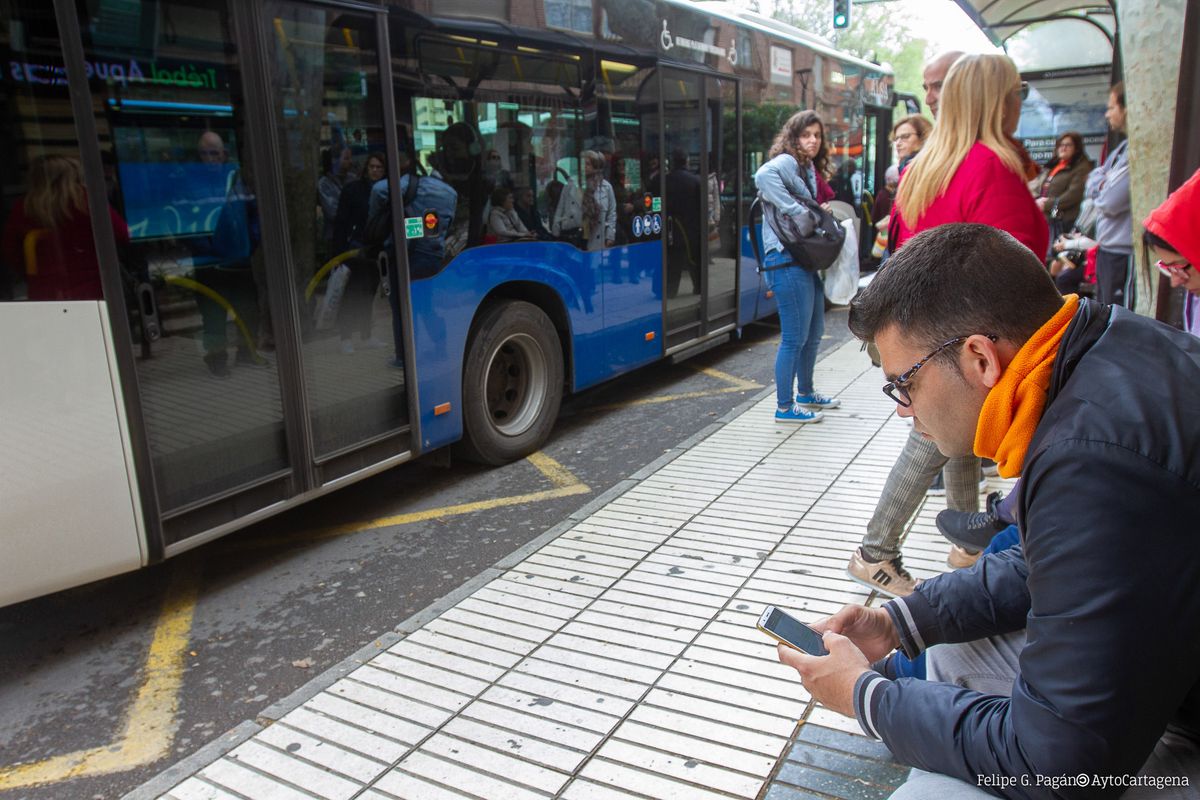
[882, 334, 999, 407]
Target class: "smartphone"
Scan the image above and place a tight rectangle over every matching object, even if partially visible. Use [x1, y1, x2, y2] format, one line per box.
[757, 605, 828, 656]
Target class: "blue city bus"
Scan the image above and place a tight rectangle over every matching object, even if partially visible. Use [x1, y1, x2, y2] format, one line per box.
[0, 0, 892, 606]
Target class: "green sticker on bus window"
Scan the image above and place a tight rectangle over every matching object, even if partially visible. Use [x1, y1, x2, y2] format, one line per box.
[651, 197, 661, 212]
[404, 217, 423, 239]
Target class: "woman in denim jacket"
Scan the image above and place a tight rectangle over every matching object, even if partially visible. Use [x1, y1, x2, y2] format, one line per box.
[754, 110, 841, 423]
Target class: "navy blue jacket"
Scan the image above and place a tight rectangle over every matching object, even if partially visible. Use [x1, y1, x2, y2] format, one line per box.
[854, 299, 1200, 798]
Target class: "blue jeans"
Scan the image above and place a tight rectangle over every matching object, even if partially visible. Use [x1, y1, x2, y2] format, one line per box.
[763, 251, 824, 408]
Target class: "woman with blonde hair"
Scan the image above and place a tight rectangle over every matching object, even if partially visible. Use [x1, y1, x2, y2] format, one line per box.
[2, 153, 128, 301]
[754, 109, 841, 424]
[891, 53, 1047, 255]
[846, 53, 1048, 596]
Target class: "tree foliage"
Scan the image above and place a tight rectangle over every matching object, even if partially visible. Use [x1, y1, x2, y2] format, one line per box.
[765, 0, 931, 114]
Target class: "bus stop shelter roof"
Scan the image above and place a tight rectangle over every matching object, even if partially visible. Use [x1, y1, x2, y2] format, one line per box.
[952, 1, 1116, 46]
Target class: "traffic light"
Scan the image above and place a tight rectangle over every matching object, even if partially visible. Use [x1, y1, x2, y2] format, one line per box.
[833, 0, 851, 29]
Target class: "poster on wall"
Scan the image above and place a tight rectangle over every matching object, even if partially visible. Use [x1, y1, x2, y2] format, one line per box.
[770, 45, 792, 85]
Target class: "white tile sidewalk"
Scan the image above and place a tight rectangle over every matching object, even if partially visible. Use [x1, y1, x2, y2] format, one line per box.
[149, 340, 1013, 800]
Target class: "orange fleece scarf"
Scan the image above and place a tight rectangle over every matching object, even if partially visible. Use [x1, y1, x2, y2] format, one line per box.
[974, 294, 1080, 477]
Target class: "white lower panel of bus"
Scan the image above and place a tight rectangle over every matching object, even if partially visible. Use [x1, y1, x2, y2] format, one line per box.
[1, 301, 145, 607]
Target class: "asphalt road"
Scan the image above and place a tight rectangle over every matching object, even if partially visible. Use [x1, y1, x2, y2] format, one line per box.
[0, 309, 855, 800]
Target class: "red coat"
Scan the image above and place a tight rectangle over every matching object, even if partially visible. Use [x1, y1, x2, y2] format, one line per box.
[816, 172, 836, 204]
[1, 198, 128, 301]
[894, 141, 1049, 257]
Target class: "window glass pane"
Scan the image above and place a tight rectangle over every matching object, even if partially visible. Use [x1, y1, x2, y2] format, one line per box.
[0, 3, 104, 302]
[76, 0, 291, 512]
[408, 39, 586, 258]
[707, 76, 736, 325]
[663, 72, 703, 305]
[545, 0, 591, 34]
[595, 58, 657, 279]
[265, 4, 407, 458]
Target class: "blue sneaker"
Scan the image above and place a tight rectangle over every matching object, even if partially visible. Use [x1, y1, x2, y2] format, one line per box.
[775, 403, 823, 424]
[795, 392, 841, 409]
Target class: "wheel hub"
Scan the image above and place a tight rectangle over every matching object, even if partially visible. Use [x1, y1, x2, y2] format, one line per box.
[483, 332, 547, 437]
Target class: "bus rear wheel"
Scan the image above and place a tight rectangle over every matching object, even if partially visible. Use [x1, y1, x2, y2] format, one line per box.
[458, 300, 564, 465]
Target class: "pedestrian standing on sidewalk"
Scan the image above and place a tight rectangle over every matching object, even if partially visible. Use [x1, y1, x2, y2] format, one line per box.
[846, 53, 1049, 596]
[1086, 82, 1134, 307]
[777, 222, 1200, 799]
[754, 110, 842, 424]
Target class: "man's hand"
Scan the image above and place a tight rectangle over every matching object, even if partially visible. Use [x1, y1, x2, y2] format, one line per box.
[777, 632, 871, 717]
[810, 604, 900, 664]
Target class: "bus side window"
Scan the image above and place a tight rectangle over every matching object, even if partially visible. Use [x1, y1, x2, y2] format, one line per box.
[404, 39, 587, 255]
[411, 97, 585, 253]
[595, 60, 657, 252]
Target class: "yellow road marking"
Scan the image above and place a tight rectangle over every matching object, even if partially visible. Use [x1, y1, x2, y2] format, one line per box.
[223, 451, 591, 550]
[0, 567, 199, 790]
[695, 366, 761, 391]
[590, 364, 762, 411]
[525, 450, 581, 489]
[0, 452, 588, 787]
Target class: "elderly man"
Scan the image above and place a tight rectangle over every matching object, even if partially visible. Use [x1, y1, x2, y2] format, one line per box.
[783, 223, 1200, 799]
[922, 50, 964, 118]
[198, 130, 226, 164]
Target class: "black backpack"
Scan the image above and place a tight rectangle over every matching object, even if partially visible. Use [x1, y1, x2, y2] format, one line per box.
[362, 173, 420, 256]
[749, 191, 845, 273]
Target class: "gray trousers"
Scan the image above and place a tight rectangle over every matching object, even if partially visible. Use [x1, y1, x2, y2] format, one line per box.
[862, 426, 980, 561]
[889, 632, 1200, 799]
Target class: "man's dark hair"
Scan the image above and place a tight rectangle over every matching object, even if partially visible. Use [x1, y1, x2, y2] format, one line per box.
[1110, 81, 1125, 110]
[849, 224, 1064, 358]
[491, 185, 513, 207]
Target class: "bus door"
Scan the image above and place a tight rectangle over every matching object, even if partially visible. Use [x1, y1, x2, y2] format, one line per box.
[255, 2, 414, 480]
[660, 67, 739, 350]
[68, 0, 412, 551]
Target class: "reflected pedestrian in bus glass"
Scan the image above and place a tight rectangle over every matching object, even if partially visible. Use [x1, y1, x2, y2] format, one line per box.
[1, 155, 128, 302]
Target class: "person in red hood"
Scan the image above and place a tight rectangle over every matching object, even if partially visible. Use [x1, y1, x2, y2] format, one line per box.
[1143, 167, 1200, 336]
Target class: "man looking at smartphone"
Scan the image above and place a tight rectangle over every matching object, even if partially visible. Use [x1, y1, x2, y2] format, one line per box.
[777, 223, 1200, 798]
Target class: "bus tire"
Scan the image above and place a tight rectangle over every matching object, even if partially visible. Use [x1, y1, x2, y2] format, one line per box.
[458, 300, 564, 465]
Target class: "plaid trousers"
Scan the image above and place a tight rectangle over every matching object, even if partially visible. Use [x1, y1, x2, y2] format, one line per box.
[862, 426, 980, 562]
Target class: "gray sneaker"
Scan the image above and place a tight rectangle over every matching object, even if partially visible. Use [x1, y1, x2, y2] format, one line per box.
[846, 547, 920, 597]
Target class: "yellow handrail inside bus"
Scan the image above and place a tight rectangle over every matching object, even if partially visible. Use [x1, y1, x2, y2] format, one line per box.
[165, 275, 261, 361]
[23, 228, 48, 276]
[305, 248, 361, 301]
[670, 216, 696, 265]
